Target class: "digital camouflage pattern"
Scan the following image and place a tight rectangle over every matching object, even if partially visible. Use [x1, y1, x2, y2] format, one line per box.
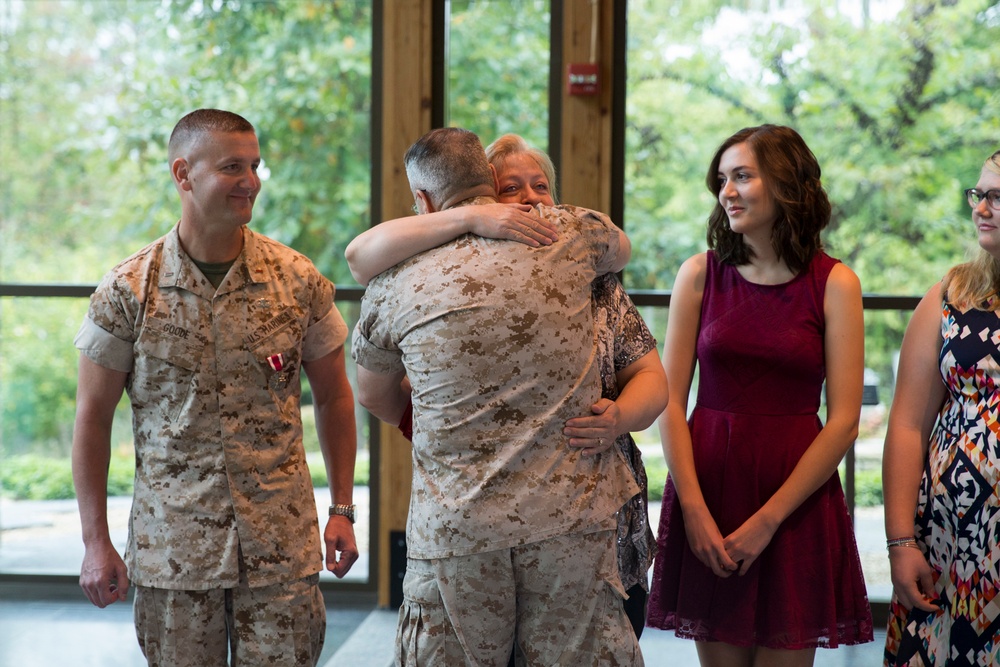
[75, 225, 348, 589]
[353, 198, 641, 559]
[395, 530, 643, 666]
[134, 572, 326, 666]
[592, 273, 659, 593]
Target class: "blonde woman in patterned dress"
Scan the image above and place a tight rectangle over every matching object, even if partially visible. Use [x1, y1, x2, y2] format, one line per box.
[883, 150, 1000, 666]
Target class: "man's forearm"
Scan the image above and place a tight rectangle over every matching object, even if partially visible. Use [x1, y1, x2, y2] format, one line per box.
[72, 422, 114, 545]
[315, 393, 357, 506]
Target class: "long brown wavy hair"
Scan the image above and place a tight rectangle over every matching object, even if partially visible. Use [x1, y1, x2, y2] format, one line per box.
[706, 124, 831, 274]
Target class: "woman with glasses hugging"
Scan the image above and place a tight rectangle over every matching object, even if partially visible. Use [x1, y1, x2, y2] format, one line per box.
[883, 149, 1000, 666]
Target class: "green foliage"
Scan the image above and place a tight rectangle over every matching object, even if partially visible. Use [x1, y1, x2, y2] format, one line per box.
[446, 1, 550, 150]
[0, 450, 368, 500]
[624, 0, 1000, 298]
[3, 0, 1000, 490]
[643, 452, 669, 503]
[855, 468, 884, 508]
[623, 0, 1000, 416]
[1, 0, 371, 286]
[0, 0, 372, 452]
[1, 299, 90, 452]
[0, 453, 134, 500]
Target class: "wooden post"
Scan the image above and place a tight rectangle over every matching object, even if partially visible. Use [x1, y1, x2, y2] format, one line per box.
[373, 0, 434, 608]
[556, 0, 617, 213]
[371, 0, 622, 608]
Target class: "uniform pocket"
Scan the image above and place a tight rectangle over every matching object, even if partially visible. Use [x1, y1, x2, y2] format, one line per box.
[249, 328, 302, 401]
[396, 559, 458, 666]
[131, 324, 203, 419]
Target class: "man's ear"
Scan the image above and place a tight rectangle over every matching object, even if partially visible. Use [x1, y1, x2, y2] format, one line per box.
[171, 158, 192, 191]
[415, 188, 435, 214]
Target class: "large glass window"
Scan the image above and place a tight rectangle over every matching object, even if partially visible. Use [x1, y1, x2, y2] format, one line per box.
[625, 0, 1000, 602]
[445, 0, 551, 152]
[0, 0, 373, 581]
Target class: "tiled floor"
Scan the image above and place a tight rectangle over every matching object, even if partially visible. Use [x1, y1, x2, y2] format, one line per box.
[0, 580, 375, 667]
[1, 579, 885, 667]
[0, 474, 888, 666]
[332, 608, 887, 667]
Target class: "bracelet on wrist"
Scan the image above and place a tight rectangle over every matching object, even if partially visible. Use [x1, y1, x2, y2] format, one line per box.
[886, 536, 919, 551]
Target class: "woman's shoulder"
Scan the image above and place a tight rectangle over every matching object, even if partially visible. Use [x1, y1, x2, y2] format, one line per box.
[682, 251, 711, 274]
[807, 250, 856, 288]
[825, 257, 858, 283]
[810, 249, 842, 272]
[671, 252, 710, 305]
[818, 255, 861, 312]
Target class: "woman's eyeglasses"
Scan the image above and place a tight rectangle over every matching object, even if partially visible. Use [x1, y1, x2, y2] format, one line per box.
[965, 188, 1000, 211]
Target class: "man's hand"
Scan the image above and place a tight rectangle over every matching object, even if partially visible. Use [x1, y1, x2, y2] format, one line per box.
[79, 539, 129, 608]
[324, 516, 359, 578]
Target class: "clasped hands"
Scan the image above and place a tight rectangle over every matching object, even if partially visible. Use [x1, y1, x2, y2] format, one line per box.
[684, 505, 779, 578]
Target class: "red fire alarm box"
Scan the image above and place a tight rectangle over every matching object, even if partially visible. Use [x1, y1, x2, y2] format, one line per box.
[567, 62, 600, 96]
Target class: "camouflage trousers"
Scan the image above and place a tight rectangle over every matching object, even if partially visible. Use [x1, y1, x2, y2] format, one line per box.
[133, 573, 325, 667]
[395, 528, 644, 666]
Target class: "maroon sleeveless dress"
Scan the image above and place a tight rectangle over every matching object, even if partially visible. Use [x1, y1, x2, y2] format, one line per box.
[646, 251, 873, 649]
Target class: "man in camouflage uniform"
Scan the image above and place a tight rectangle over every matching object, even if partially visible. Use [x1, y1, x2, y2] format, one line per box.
[71, 108, 358, 667]
[352, 127, 645, 666]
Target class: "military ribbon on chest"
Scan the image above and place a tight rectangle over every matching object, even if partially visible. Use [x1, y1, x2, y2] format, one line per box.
[267, 353, 285, 372]
[267, 353, 290, 389]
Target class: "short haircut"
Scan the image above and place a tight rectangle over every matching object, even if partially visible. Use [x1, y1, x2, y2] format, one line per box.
[404, 128, 493, 209]
[167, 109, 255, 163]
[706, 124, 831, 274]
[486, 134, 559, 204]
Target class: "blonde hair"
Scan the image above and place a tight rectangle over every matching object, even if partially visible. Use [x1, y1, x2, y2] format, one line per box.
[485, 134, 559, 203]
[941, 254, 1000, 311]
[941, 149, 1000, 311]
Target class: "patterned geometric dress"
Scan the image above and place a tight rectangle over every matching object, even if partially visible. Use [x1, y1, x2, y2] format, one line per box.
[885, 302, 1000, 666]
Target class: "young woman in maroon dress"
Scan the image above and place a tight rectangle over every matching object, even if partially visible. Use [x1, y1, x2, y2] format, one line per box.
[646, 124, 873, 666]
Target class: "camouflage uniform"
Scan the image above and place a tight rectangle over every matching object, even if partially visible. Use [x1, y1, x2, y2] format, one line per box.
[75, 225, 346, 663]
[133, 572, 325, 667]
[353, 198, 642, 666]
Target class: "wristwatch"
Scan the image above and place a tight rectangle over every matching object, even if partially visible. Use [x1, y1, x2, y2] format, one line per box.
[329, 504, 356, 523]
